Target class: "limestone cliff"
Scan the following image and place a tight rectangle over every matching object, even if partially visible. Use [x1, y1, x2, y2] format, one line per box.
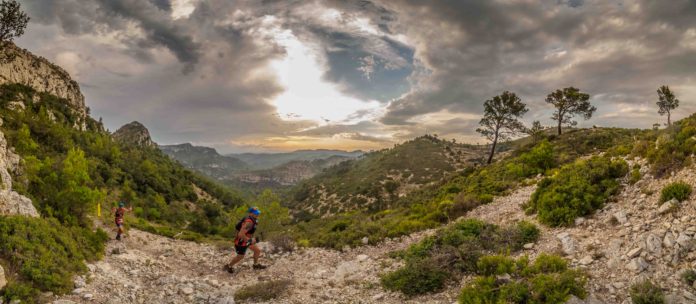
[0, 43, 86, 119]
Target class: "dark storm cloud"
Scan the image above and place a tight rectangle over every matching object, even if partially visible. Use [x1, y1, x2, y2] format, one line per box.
[149, 0, 172, 12]
[374, 0, 696, 130]
[94, 0, 200, 69]
[15, 0, 696, 151]
[17, 0, 300, 151]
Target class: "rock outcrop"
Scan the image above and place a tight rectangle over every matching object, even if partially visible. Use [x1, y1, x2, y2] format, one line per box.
[113, 121, 157, 148]
[0, 124, 38, 217]
[0, 43, 86, 118]
[0, 264, 6, 290]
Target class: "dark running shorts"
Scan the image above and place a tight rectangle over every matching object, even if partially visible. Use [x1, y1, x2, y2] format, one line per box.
[235, 243, 249, 255]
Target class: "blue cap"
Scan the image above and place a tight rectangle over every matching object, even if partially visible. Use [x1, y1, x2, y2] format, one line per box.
[248, 207, 261, 216]
[118, 202, 125, 207]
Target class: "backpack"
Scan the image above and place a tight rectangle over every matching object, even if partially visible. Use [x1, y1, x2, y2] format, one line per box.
[235, 216, 257, 234]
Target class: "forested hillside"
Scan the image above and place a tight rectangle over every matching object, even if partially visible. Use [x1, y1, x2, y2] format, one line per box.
[0, 83, 247, 302]
[289, 127, 642, 249]
[287, 135, 484, 217]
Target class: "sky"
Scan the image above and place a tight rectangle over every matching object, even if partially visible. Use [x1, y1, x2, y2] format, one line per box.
[15, 0, 696, 153]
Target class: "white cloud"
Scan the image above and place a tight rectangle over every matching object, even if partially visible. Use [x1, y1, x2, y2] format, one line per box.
[269, 26, 383, 124]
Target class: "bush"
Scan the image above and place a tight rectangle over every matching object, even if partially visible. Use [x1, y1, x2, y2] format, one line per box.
[459, 254, 586, 304]
[0, 217, 107, 303]
[629, 167, 641, 185]
[630, 280, 665, 304]
[659, 181, 692, 203]
[681, 269, 696, 287]
[234, 279, 292, 302]
[268, 235, 295, 253]
[517, 221, 540, 244]
[526, 156, 628, 226]
[382, 219, 541, 295]
[381, 259, 449, 296]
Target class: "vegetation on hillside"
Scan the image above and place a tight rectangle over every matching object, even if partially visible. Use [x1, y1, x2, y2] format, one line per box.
[289, 135, 479, 216]
[381, 219, 543, 295]
[633, 112, 696, 177]
[659, 181, 692, 203]
[0, 217, 108, 302]
[525, 155, 629, 227]
[290, 127, 639, 249]
[629, 280, 665, 304]
[0, 83, 259, 301]
[458, 254, 586, 304]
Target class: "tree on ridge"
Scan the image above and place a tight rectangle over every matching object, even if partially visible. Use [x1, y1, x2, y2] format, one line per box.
[476, 91, 528, 164]
[545, 87, 595, 135]
[656, 85, 679, 126]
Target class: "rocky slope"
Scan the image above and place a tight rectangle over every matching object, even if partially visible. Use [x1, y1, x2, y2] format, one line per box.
[0, 44, 90, 224]
[52, 224, 439, 304]
[51, 157, 696, 304]
[113, 121, 157, 148]
[0, 43, 86, 120]
[0, 125, 37, 217]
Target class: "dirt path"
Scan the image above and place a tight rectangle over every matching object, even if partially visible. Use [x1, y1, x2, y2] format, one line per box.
[52, 225, 447, 304]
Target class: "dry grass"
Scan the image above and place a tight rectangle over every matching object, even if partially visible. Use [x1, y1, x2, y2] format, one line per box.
[234, 279, 293, 302]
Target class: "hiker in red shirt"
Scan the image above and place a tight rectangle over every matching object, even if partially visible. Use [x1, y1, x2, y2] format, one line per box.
[112, 202, 132, 241]
[224, 207, 267, 273]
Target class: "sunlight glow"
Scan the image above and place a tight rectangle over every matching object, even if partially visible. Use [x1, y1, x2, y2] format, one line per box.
[269, 28, 382, 124]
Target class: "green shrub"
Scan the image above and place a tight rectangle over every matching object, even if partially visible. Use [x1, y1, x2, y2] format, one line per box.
[476, 255, 517, 276]
[629, 167, 641, 185]
[681, 269, 696, 287]
[526, 156, 628, 226]
[659, 181, 692, 203]
[517, 221, 540, 244]
[0, 216, 107, 303]
[459, 254, 585, 304]
[383, 219, 540, 295]
[234, 279, 292, 302]
[517, 140, 555, 176]
[630, 280, 665, 304]
[381, 259, 449, 296]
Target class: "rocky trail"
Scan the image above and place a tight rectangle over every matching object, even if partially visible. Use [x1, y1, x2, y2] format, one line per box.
[53, 225, 444, 304]
[53, 159, 696, 304]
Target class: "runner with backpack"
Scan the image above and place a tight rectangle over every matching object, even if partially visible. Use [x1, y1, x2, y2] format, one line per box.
[112, 202, 132, 241]
[224, 207, 267, 273]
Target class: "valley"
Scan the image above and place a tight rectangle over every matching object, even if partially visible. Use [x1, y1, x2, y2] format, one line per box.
[2, 2, 696, 304]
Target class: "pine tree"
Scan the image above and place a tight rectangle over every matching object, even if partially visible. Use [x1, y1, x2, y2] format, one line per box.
[545, 87, 595, 135]
[476, 91, 528, 164]
[656, 85, 679, 126]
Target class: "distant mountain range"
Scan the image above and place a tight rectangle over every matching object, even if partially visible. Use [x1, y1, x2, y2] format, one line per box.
[160, 143, 249, 178]
[229, 149, 364, 170]
[160, 144, 364, 191]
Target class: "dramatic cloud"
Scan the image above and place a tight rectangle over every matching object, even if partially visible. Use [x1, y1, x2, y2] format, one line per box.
[376, 0, 696, 130]
[15, 0, 696, 152]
